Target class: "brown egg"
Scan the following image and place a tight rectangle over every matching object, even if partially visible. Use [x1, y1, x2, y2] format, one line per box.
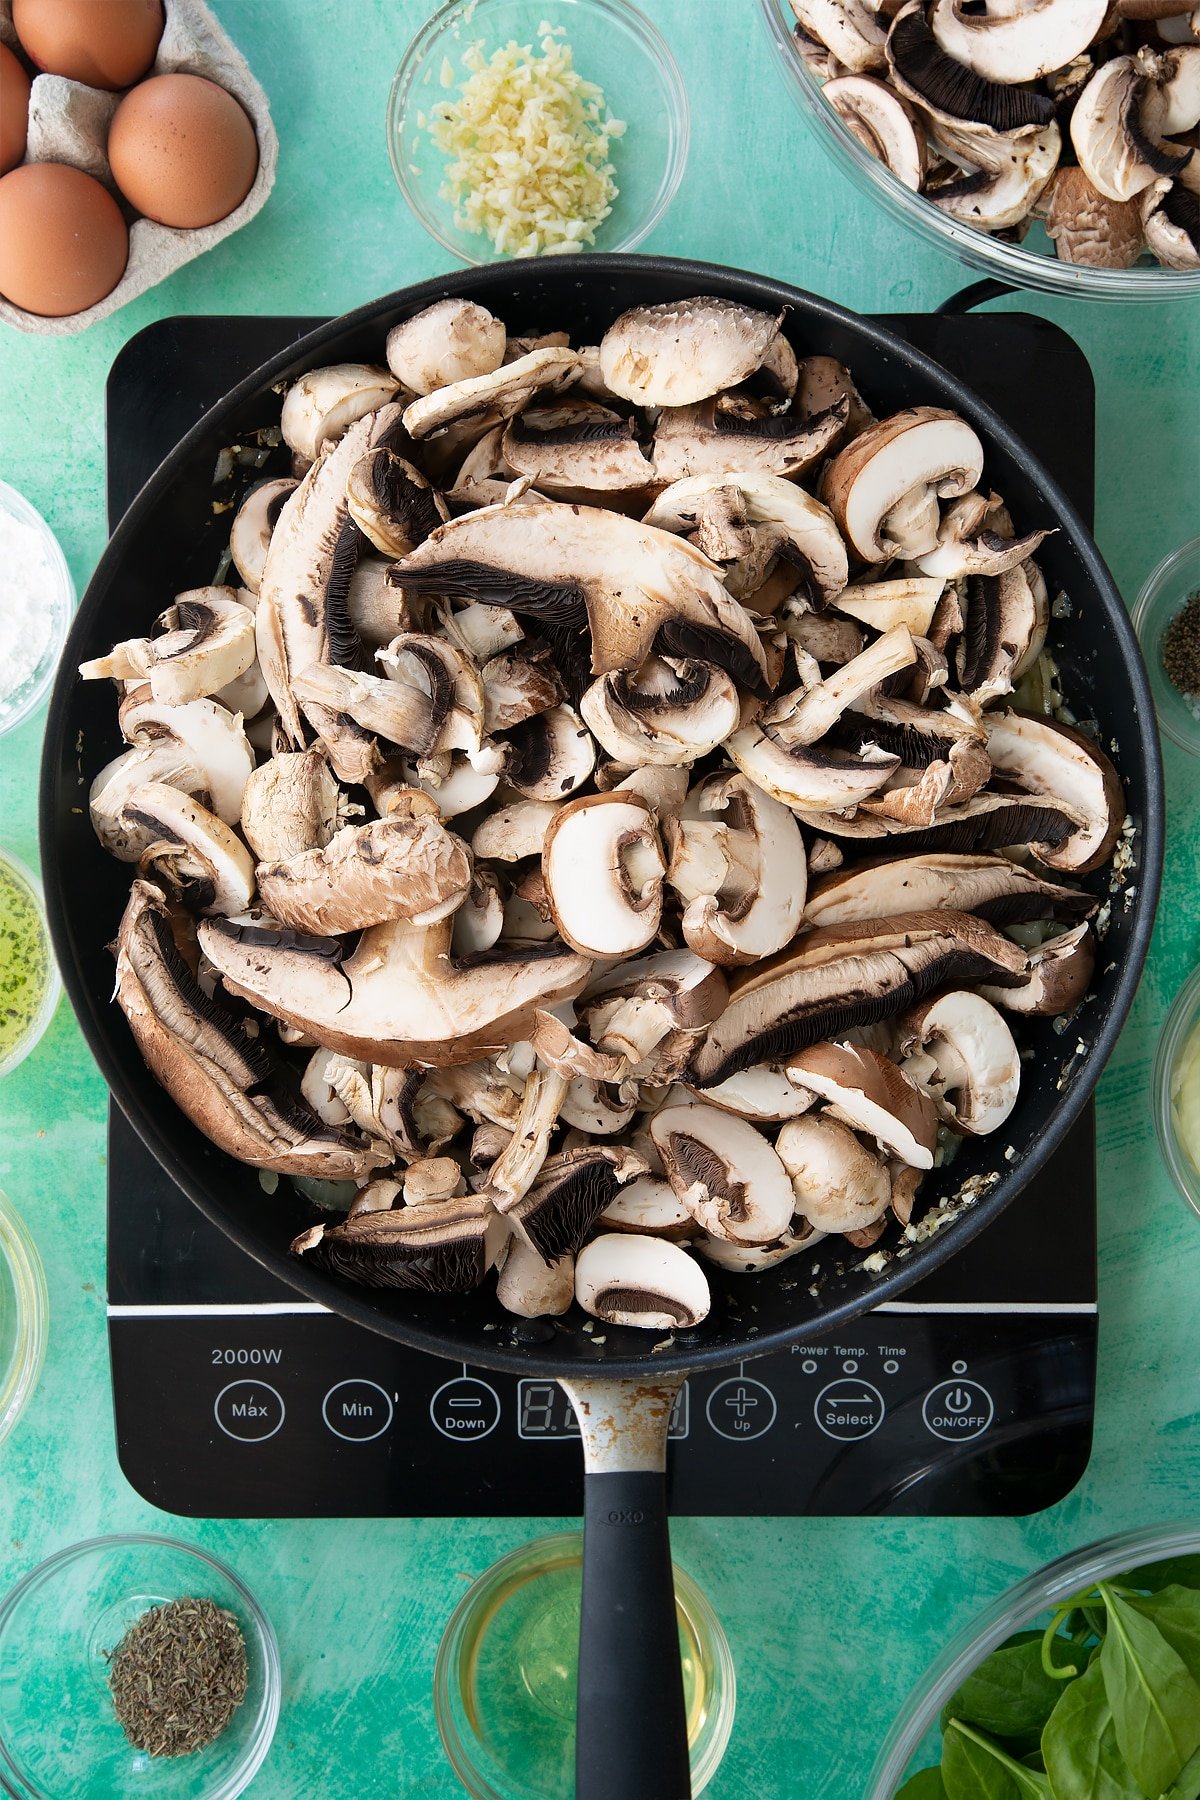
[12, 0, 163, 91]
[0, 162, 128, 315]
[0, 46, 31, 176]
[107, 72, 258, 230]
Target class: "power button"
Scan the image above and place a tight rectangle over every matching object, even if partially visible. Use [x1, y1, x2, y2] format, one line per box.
[922, 1380, 994, 1443]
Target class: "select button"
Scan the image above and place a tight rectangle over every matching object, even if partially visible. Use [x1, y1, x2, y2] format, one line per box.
[214, 1379, 285, 1442]
[323, 1379, 394, 1442]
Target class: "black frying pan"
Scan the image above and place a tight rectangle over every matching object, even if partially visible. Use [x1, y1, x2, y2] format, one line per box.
[41, 258, 1163, 1799]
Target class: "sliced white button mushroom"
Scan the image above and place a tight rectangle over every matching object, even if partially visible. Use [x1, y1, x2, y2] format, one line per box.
[542, 792, 666, 959]
[120, 695, 255, 826]
[695, 1223, 826, 1272]
[830, 577, 947, 637]
[598, 297, 783, 408]
[914, 492, 1052, 578]
[650, 1103, 795, 1244]
[580, 659, 741, 767]
[280, 364, 402, 462]
[775, 1113, 891, 1235]
[496, 1236, 574, 1318]
[574, 1232, 711, 1329]
[824, 74, 928, 188]
[385, 299, 507, 395]
[665, 773, 807, 966]
[928, 123, 1062, 232]
[480, 650, 564, 735]
[765, 624, 917, 748]
[610, 764, 692, 815]
[121, 782, 256, 915]
[582, 949, 729, 1066]
[229, 478, 299, 595]
[690, 1064, 816, 1122]
[791, 0, 888, 72]
[785, 1042, 939, 1169]
[240, 749, 345, 865]
[403, 746, 507, 819]
[597, 1174, 697, 1239]
[90, 743, 209, 862]
[929, 0, 1108, 85]
[402, 347, 581, 440]
[1071, 52, 1194, 201]
[473, 798, 564, 862]
[823, 408, 985, 564]
[403, 1157, 468, 1206]
[452, 871, 507, 956]
[504, 704, 596, 801]
[899, 991, 1020, 1134]
[81, 589, 257, 709]
[982, 710, 1123, 871]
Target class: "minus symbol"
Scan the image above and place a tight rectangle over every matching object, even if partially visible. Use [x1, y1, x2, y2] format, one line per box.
[448, 1398, 482, 1410]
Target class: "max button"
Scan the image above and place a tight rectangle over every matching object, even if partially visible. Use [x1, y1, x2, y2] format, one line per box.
[430, 1376, 500, 1441]
[214, 1380, 285, 1442]
[923, 1380, 994, 1443]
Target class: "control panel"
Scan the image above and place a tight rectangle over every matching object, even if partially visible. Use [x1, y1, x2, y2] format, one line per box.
[109, 1308, 1095, 1519]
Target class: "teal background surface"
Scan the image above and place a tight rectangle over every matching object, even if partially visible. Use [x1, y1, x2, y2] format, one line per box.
[2, 2, 1199, 1793]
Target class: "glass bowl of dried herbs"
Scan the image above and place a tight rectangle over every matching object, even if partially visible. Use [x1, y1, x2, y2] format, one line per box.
[867, 1521, 1200, 1797]
[0, 1534, 280, 1796]
[1132, 537, 1200, 757]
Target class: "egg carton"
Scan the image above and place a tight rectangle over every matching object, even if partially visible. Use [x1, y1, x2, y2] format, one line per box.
[0, 0, 277, 336]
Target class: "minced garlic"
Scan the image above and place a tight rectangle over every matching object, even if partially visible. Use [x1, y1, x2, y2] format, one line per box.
[427, 24, 625, 258]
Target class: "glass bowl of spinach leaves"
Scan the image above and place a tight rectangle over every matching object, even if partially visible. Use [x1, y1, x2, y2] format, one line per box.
[869, 1522, 1200, 1799]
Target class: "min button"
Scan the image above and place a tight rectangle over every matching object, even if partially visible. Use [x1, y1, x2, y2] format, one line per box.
[323, 1379, 393, 1442]
[214, 1379, 285, 1442]
[923, 1380, 994, 1443]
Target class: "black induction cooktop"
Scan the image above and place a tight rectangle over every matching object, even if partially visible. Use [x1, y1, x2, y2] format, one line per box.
[104, 307, 1099, 1522]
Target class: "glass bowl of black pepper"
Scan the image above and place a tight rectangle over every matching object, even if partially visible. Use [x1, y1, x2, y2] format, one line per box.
[0, 1535, 280, 1797]
[1132, 537, 1200, 757]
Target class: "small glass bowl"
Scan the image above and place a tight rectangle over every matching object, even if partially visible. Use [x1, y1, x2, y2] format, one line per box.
[758, 0, 1200, 303]
[0, 849, 61, 1081]
[434, 1531, 736, 1799]
[0, 1189, 48, 1447]
[0, 1536, 280, 1799]
[387, 0, 689, 264]
[868, 1520, 1200, 1795]
[0, 482, 74, 738]
[1154, 965, 1200, 1220]
[1132, 537, 1200, 756]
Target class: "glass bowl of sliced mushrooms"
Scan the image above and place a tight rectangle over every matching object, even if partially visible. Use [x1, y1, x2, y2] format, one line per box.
[760, 0, 1200, 301]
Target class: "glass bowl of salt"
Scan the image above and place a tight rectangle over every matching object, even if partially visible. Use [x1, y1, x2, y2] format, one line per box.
[0, 481, 74, 738]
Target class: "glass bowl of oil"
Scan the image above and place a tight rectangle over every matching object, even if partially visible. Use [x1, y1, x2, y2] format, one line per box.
[1154, 964, 1200, 1220]
[0, 849, 60, 1080]
[0, 1188, 47, 1447]
[433, 1530, 736, 1799]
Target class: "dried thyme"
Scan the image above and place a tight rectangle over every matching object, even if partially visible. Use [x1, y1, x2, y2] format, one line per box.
[105, 1597, 249, 1757]
[1162, 587, 1200, 703]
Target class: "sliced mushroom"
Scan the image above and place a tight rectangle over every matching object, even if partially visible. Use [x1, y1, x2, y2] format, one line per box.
[104, 590, 258, 707]
[695, 1222, 826, 1272]
[956, 564, 1046, 702]
[120, 695, 255, 826]
[403, 1157, 468, 1205]
[644, 471, 850, 605]
[229, 478, 298, 595]
[804, 850, 1095, 928]
[982, 710, 1123, 871]
[597, 1174, 698, 1239]
[401, 745, 507, 819]
[90, 743, 209, 861]
[914, 492, 1052, 578]
[122, 783, 255, 915]
[824, 74, 928, 187]
[240, 749, 345, 864]
[385, 299, 507, 394]
[345, 553, 405, 651]
[928, 124, 1062, 232]
[580, 659, 741, 767]
[830, 577, 947, 636]
[1141, 173, 1200, 262]
[782, 610, 867, 668]
[292, 1197, 505, 1292]
[114, 881, 381, 1178]
[582, 949, 729, 1065]
[979, 919, 1095, 1014]
[887, 3, 1058, 131]
[690, 1063, 816, 1121]
[501, 402, 654, 493]
[651, 395, 850, 485]
[664, 773, 807, 966]
[929, 0, 1108, 84]
[199, 911, 592, 1067]
[508, 1146, 639, 1259]
[775, 1112, 892, 1234]
[689, 911, 1027, 1086]
[823, 408, 986, 564]
[725, 721, 900, 811]
[402, 346, 580, 440]
[765, 624, 917, 747]
[791, 0, 888, 71]
[899, 990, 1020, 1134]
[574, 1233, 711, 1330]
[346, 449, 448, 557]
[1041, 165, 1148, 265]
[542, 792, 666, 959]
[651, 1103, 795, 1244]
[391, 499, 771, 697]
[504, 704, 596, 800]
[793, 790, 1084, 855]
[785, 1042, 939, 1168]
[496, 1236, 574, 1317]
[597, 297, 783, 408]
[256, 812, 472, 934]
[479, 1067, 570, 1210]
[452, 870, 506, 955]
[480, 649, 565, 734]
[473, 798, 563, 863]
[1071, 50, 1196, 200]
[280, 364, 401, 462]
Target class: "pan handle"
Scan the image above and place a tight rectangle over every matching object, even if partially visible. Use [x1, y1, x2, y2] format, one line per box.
[560, 1374, 692, 1800]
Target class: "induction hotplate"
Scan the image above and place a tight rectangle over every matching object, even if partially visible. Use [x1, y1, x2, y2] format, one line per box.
[104, 307, 1099, 1521]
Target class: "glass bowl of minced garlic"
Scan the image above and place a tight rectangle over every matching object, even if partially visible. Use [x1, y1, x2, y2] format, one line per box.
[388, 0, 689, 263]
[1133, 536, 1200, 756]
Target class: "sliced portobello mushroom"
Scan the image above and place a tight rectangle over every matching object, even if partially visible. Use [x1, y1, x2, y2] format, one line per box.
[114, 881, 381, 1178]
[574, 1232, 711, 1330]
[508, 1145, 640, 1261]
[651, 395, 850, 486]
[785, 1042, 940, 1168]
[689, 910, 1027, 1086]
[256, 812, 472, 935]
[775, 1112, 892, 1234]
[651, 1103, 796, 1244]
[240, 749, 345, 865]
[542, 792, 666, 959]
[664, 772, 808, 966]
[402, 346, 581, 440]
[886, 3, 1058, 132]
[804, 850, 1094, 928]
[501, 402, 654, 493]
[385, 299, 507, 395]
[929, 0, 1108, 85]
[580, 658, 741, 768]
[292, 1197, 506, 1292]
[978, 920, 1096, 1013]
[481, 648, 565, 734]
[280, 363, 402, 462]
[982, 710, 1124, 871]
[597, 297, 784, 408]
[899, 990, 1020, 1134]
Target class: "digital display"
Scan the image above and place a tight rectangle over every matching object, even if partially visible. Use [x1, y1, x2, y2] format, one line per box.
[517, 1380, 689, 1440]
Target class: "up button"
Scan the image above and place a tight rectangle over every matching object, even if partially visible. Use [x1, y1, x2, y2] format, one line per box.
[923, 1379, 994, 1443]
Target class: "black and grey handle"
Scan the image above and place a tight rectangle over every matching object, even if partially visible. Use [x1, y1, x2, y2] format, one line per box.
[560, 1375, 692, 1800]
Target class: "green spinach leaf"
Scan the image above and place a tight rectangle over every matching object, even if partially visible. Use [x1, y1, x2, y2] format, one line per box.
[1130, 1588, 1200, 1687]
[1098, 1585, 1200, 1797]
[944, 1636, 1067, 1738]
[1160, 1740, 1200, 1800]
[943, 1720, 1051, 1799]
[1041, 1658, 1142, 1800]
[896, 1771, 950, 1799]
[1120, 1559, 1200, 1599]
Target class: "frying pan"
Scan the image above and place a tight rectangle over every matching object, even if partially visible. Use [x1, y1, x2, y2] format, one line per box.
[41, 257, 1163, 1799]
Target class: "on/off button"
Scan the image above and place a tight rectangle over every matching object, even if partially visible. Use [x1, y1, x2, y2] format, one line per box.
[923, 1380, 994, 1443]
